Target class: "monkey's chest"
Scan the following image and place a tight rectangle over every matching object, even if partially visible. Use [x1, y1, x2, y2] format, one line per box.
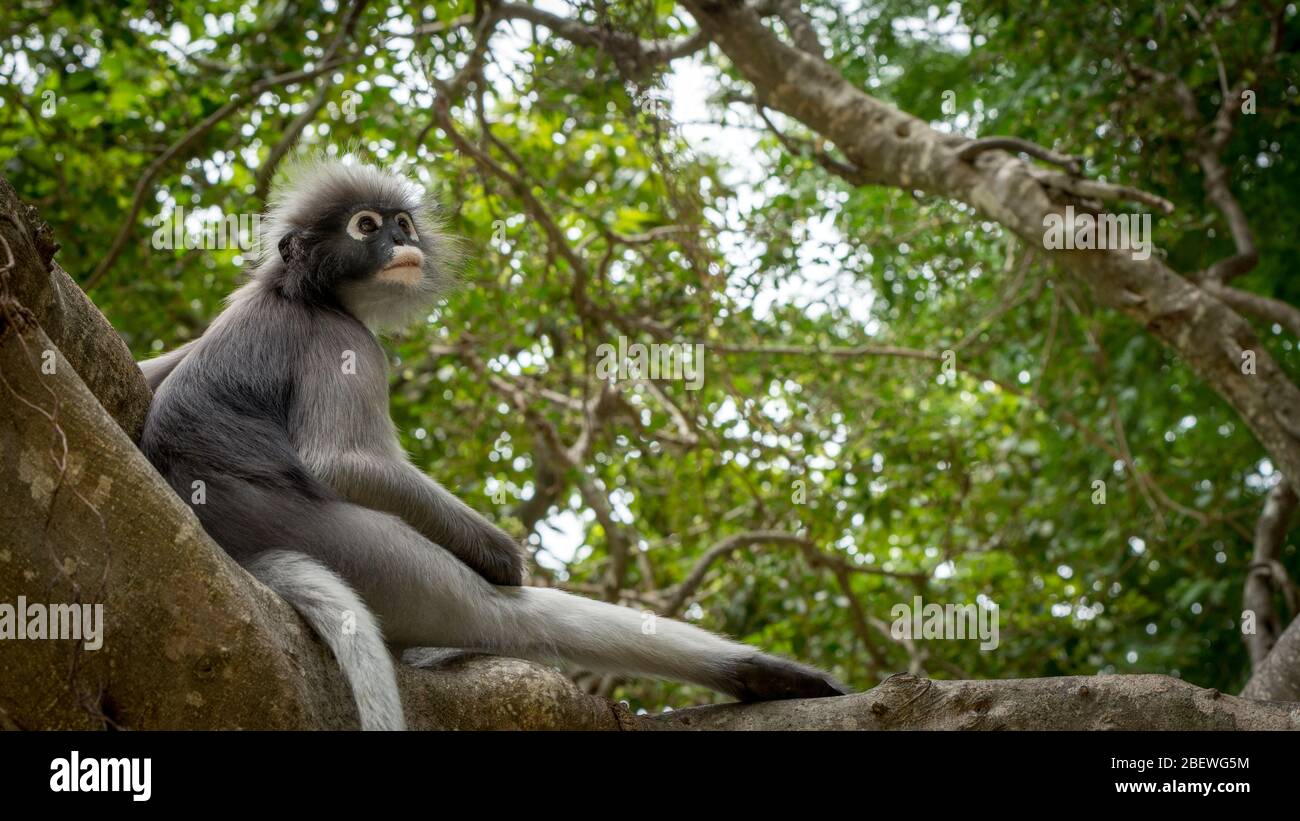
[290, 342, 396, 452]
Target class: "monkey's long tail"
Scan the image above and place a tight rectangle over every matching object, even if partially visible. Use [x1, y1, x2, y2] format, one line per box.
[244, 550, 406, 730]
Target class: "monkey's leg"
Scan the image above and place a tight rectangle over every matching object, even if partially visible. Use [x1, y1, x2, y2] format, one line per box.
[244, 550, 405, 730]
[310, 504, 848, 702]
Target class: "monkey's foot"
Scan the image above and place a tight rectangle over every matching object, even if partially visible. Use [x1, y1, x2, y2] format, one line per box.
[720, 654, 851, 702]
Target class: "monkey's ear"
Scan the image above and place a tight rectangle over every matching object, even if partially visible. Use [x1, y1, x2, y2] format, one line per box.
[278, 229, 305, 266]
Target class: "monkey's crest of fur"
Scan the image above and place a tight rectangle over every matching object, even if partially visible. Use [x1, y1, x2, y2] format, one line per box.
[248, 155, 462, 332]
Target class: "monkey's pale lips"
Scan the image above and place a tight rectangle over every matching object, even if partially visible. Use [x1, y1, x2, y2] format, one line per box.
[376, 247, 425, 285]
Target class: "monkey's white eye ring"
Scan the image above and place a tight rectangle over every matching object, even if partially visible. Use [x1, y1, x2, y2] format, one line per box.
[396, 212, 419, 242]
[347, 210, 383, 240]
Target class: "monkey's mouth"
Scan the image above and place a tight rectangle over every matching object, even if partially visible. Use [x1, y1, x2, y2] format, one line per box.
[376, 247, 425, 286]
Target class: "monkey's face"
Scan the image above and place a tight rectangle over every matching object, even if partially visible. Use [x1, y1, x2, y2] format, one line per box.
[276, 200, 447, 330]
[279, 203, 430, 289]
[260, 159, 457, 331]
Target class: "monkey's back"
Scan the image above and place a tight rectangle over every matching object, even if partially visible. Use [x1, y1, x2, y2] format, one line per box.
[140, 284, 346, 563]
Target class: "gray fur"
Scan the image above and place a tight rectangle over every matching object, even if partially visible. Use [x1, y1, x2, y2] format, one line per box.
[139, 158, 846, 730]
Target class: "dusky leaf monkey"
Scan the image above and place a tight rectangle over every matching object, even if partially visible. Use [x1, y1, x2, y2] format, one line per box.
[139, 157, 846, 729]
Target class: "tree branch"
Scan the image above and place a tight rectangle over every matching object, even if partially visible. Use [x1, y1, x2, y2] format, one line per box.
[958, 137, 1083, 176]
[648, 673, 1300, 730]
[672, 0, 1300, 502]
[1242, 481, 1298, 671]
[494, 2, 707, 71]
[1203, 280, 1300, 339]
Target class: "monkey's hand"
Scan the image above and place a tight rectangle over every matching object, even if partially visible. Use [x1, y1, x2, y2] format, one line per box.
[457, 525, 527, 586]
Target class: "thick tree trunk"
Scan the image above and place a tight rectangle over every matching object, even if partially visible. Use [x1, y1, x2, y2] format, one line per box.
[1, 175, 1297, 730]
[0, 177, 150, 440]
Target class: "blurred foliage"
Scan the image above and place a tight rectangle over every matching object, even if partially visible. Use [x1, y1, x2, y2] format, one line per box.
[2, 0, 1297, 710]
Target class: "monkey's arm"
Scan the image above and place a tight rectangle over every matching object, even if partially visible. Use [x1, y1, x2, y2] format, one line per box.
[316, 452, 526, 586]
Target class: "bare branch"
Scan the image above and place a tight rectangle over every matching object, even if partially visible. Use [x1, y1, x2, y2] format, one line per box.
[494, 3, 706, 70]
[754, 106, 867, 183]
[1243, 482, 1298, 671]
[763, 0, 826, 57]
[1025, 167, 1175, 214]
[958, 137, 1083, 176]
[1202, 281, 1300, 339]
